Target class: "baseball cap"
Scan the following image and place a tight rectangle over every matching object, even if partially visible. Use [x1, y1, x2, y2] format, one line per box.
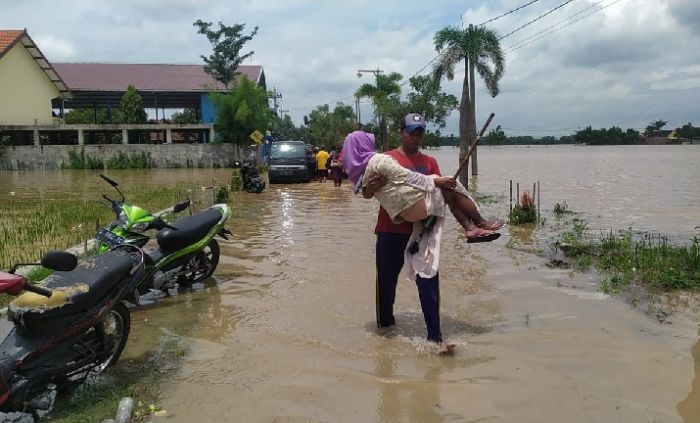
[400, 113, 426, 132]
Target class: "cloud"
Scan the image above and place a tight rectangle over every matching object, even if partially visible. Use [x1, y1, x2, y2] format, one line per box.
[0, 0, 698, 134]
[32, 34, 77, 61]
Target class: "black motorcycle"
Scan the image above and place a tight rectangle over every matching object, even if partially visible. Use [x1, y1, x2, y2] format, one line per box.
[239, 161, 265, 194]
[0, 245, 144, 416]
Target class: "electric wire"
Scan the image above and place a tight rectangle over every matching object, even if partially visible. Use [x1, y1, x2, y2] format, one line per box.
[498, 0, 577, 40]
[506, 0, 626, 52]
[478, 0, 542, 26]
[504, 0, 607, 52]
[398, 0, 542, 87]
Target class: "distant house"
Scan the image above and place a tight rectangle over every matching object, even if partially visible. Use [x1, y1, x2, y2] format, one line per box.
[0, 29, 71, 125]
[52, 63, 266, 123]
[644, 129, 691, 145]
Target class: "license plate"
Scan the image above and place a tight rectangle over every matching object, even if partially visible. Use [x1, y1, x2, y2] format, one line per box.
[280, 170, 293, 176]
[95, 228, 125, 247]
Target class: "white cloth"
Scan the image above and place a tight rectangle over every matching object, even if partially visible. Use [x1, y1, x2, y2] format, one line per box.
[402, 180, 475, 279]
[404, 216, 444, 279]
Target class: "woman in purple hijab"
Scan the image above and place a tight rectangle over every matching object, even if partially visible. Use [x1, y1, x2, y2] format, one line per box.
[342, 131, 503, 243]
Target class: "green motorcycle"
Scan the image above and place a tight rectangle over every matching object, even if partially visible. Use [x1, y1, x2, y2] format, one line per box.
[94, 174, 232, 295]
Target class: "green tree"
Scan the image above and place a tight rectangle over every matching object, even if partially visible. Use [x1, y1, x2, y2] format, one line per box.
[194, 19, 258, 90]
[172, 108, 199, 124]
[355, 72, 402, 152]
[403, 74, 458, 128]
[483, 125, 506, 146]
[676, 122, 699, 140]
[644, 119, 667, 136]
[121, 85, 147, 124]
[64, 108, 124, 124]
[211, 76, 271, 143]
[304, 103, 357, 147]
[433, 24, 505, 184]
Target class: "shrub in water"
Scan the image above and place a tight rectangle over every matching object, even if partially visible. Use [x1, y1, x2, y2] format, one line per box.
[509, 191, 538, 225]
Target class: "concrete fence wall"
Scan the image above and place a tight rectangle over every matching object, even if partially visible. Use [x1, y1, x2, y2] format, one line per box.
[0, 143, 242, 170]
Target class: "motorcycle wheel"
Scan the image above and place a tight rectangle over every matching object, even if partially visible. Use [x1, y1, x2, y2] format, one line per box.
[57, 302, 130, 385]
[94, 302, 130, 372]
[179, 239, 220, 284]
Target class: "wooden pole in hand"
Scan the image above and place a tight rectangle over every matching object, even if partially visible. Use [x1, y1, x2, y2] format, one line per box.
[453, 112, 495, 179]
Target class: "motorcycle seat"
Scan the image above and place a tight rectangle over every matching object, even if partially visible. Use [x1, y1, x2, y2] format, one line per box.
[9, 250, 133, 317]
[157, 208, 222, 251]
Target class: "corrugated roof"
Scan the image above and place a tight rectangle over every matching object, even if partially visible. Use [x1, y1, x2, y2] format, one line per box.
[52, 63, 264, 92]
[0, 29, 71, 98]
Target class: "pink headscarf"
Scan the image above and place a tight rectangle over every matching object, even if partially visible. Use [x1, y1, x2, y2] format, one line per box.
[342, 131, 376, 186]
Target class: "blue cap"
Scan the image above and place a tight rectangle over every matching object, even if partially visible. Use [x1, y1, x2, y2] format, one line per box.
[401, 113, 426, 132]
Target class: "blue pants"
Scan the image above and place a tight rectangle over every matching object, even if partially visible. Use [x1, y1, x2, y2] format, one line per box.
[375, 232, 442, 342]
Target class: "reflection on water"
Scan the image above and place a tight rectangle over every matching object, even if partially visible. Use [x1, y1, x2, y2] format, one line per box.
[375, 353, 443, 423]
[678, 334, 700, 422]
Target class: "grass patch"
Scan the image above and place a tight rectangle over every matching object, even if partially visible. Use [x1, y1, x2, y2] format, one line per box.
[106, 151, 156, 169]
[553, 201, 574, 218]
[552, 221, 700, 293]
[25, 266, 53, 283]
[48, 333, 185, 423]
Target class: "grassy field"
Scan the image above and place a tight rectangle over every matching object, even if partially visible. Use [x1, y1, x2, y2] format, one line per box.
[0, 183, 214, 270]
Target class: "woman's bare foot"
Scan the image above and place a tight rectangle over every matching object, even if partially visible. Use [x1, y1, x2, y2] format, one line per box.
[464, 227, 495, 239]
[477, 219, 505, 231]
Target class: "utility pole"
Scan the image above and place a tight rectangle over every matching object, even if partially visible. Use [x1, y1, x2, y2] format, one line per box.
[267, 87, 283, 116]
[356, 68, 386, 150]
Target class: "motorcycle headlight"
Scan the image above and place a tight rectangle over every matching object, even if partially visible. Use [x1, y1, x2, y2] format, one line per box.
[129, 221, 149, 232]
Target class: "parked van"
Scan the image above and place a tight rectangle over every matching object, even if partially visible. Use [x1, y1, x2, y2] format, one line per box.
[267, 140, 310, 184]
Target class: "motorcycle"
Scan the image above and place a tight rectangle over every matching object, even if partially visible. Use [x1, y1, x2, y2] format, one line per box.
[94, 174, 232, 295]
[0, 245, 145, 416]
[239, 161, 265, 194]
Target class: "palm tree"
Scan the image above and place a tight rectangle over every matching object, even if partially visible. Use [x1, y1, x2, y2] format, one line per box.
[355, 72, 402, 151]
[433, 24, 504, 184]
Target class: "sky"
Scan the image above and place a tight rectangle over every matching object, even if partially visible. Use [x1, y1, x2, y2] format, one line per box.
[1, 0, 699, 137]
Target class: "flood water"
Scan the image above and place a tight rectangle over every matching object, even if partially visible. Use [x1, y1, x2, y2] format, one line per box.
[2, 144, 700, 422]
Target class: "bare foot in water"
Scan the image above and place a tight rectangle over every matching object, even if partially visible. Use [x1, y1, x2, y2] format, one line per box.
[438, 341, 456, 354]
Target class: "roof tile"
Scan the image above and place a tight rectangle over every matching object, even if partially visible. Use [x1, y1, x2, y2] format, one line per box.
[0, 29, 25, 58]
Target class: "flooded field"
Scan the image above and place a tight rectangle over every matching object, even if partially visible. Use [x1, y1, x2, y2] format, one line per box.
[1, 144, 699, 422]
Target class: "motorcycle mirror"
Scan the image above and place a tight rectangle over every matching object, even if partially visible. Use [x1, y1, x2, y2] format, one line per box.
[173, 200, 191, 213]
[100, 174, 119, 187]
[41, 251, 78, 272]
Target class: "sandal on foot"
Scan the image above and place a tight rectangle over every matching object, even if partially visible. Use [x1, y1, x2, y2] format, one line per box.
[467, 232, 501, 243]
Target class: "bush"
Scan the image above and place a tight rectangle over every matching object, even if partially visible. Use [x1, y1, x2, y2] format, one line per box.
[509, 191, 538, 225]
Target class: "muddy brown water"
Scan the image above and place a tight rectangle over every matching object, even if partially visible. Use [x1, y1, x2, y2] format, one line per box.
[2, 145, 699, 422]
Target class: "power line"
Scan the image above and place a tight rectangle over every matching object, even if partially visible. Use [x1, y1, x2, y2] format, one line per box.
[506, 0, 626, 52]
[478, 0, 542, 26]
[399, 0, 543, 87]
[504, 0, 607, 52]
[498, 0, 577, 40]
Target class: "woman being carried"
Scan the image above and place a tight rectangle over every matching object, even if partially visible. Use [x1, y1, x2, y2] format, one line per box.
[343, 130, 502, 243]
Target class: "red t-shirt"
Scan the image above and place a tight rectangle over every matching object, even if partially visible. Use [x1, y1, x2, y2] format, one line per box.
[373, 149, 441, 234]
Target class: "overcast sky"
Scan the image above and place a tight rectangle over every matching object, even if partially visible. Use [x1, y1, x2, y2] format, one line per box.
[2, 0, 698, 136]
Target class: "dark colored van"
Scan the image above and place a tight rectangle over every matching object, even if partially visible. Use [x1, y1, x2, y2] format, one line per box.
[267, 140, 310, 184]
